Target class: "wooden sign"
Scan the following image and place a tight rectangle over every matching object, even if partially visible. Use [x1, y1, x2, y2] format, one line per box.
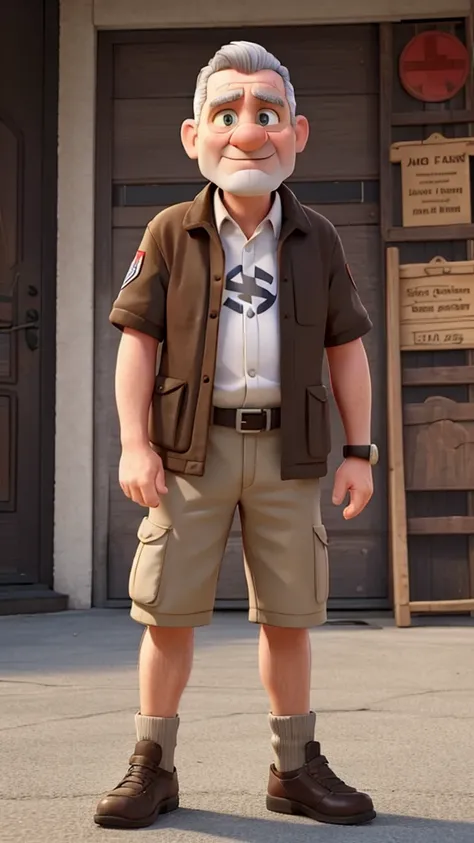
[386, 247, 474, 627]
[390, 133, 474, 227]
[399, 256, 474, 350]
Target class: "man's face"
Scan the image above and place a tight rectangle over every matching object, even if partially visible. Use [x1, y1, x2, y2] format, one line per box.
[181, 68, 309, 196]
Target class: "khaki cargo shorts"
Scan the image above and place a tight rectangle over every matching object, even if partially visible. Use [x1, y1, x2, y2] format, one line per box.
[129, 424, 329, 629]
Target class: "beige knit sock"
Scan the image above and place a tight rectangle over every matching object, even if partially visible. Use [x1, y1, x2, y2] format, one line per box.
[135, 713, 179, 773]
[269, 711, 316, 772]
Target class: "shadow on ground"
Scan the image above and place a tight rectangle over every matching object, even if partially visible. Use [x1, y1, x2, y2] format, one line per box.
[113, 807, 474, 842]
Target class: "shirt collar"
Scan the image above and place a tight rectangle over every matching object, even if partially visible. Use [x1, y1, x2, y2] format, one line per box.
[213, 188, 282, 240]
[183, 183, 311, 236]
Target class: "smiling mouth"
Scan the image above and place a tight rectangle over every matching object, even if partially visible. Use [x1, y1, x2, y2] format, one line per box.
[222, 153, 276, 161]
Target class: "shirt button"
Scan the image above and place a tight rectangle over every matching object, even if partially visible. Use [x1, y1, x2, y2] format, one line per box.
[247, 309, 255, 319]
[248, 369, 256, 378]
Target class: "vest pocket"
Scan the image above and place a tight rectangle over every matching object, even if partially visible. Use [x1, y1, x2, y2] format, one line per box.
[313, 524, 329, 604]
[306, 384, 331, 460]
[128, 517, 172, 606]
[149, 375, 187, 451]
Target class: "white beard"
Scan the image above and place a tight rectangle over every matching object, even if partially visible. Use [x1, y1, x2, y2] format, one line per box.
[199, 161, 294, 196]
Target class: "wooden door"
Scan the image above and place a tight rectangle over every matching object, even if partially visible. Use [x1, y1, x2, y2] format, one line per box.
[0, 2, 55, 587]
[95, 25, 386, 608]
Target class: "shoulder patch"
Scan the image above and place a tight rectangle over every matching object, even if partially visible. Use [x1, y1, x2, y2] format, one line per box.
[121, 250, 145, 289]
[345, 262, 357, 290]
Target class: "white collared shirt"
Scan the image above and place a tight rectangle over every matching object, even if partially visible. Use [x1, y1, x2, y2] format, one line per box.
[213, 189, 282, 409]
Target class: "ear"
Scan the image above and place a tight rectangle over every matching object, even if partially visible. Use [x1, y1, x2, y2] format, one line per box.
[294, 115, 310, 154]
[181, 118, 199, 160]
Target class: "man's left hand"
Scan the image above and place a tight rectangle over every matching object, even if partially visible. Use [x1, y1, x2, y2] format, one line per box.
[332, 458, 373, 520]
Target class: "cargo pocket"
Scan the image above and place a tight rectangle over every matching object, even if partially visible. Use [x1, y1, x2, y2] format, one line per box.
[313, 524, 329, 605]
[149, 375, 187, 452]
[128, 517, 172, 606]
[306, 385, 331, 461]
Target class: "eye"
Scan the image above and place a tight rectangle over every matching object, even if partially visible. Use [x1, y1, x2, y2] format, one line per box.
[213, 110, 238, 128]
[257, 109, 280, 127]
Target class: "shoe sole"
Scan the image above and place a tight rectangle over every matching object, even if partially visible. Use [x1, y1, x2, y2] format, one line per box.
[94, 795, 179, 829]
[266, 794, 376, 826]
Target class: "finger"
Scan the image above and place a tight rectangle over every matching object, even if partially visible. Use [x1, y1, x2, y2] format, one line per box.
[130, 485, 149, 508]
[139, 482, 160, 509]
[332, 474, 348, 506]
[155, 467, 168, 496]
[120, 482, 132, 500]
[343, 489, 368, 520]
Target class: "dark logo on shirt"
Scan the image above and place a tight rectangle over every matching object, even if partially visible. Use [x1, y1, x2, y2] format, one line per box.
[223, 265, 276, 315]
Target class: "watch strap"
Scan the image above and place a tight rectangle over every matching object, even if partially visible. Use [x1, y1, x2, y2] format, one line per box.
[343, 445, 372, 461]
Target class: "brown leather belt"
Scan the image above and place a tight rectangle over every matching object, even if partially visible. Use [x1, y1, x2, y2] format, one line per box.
[213, 407, 281, 433]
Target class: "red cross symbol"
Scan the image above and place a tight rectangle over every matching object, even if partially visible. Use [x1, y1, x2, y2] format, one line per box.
[399, 31, 469, 103]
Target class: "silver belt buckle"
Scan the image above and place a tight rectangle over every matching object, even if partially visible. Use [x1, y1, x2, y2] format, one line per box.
[236, 408, 271, 433]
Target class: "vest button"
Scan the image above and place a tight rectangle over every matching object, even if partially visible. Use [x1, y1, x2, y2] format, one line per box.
[203, 375, 210, 383]
[214, 274, 221, 282]
[209, 311, 218, 319]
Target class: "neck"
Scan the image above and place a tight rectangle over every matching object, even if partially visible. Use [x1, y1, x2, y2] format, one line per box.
[221, 191, 272, 239]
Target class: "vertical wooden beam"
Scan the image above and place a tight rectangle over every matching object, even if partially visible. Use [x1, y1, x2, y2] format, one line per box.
[379, 22, 395, 613]
[379, 23, 393, 241]
[386, 247, 411, 627]
[465, 4, 474, 611]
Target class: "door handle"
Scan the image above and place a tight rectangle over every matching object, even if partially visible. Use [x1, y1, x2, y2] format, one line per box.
[0, 310, 39, 351]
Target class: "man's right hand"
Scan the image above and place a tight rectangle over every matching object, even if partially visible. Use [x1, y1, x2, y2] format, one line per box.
[119, 445, 168, 508]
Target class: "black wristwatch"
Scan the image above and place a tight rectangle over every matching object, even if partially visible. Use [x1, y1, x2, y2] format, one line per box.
[343, 444, 379, 466]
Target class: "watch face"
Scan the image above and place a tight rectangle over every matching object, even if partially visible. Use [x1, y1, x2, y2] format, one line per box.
[369, 444, 379, 466]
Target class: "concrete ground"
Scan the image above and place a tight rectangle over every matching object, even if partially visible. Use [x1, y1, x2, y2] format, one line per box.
[0, 610, 473, 843]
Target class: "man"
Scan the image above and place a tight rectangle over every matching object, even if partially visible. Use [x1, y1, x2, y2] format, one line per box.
[94, 40, 378, 830]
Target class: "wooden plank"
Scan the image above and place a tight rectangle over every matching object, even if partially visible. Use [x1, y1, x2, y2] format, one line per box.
[387, 224, 474, 243]
[402, 366, 474, 386]
[409, 599, 474, 612]
[113, 94, 380, 182]
[408, 516, 474, 535]
[386, 247, 411, 627]
[404, 401, 474, 424]
[379, 22, 393, 239]
[392, 110, 474, 126]
[114, 25, 379, 99]
[112, 202, 380, 230]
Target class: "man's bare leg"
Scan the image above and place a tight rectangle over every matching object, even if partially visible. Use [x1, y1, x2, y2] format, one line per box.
[135, 626, 194, 771]
[259, 624, 315, 772]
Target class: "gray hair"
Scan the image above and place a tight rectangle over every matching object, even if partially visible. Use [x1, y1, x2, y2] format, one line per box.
[193, 40, 296, 124]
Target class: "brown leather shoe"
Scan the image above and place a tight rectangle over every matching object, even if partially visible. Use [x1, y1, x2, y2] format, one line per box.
[267, 741, 376, 825]
[94, 740, 179, 829]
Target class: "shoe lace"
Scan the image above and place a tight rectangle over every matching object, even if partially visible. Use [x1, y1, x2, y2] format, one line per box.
[116, 762, 156, 794]
[307, 754, 352, 793]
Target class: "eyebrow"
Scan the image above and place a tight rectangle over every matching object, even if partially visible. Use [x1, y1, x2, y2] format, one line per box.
[252, 89, 286, 108]
[207, 89, 245, 110]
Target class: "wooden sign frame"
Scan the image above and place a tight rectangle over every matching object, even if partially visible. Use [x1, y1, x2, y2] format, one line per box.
[390, 133, 474, 228]
[399, 254, 474, 351]
[386, 247, 474, 627]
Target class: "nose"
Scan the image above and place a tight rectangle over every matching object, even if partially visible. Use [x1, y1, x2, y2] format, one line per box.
[229, 123, 268, 152]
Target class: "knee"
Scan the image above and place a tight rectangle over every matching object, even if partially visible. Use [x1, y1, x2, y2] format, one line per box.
[261, 624, 309, 646]
[146, 625, 194, 647]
